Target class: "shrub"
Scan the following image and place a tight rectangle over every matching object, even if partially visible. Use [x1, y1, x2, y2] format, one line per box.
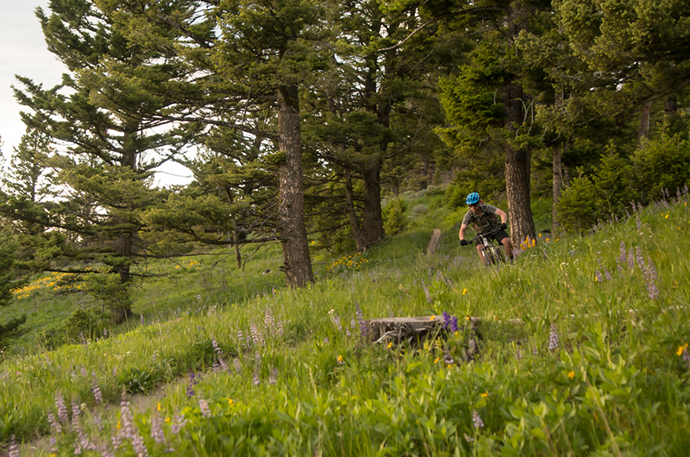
[383, 198, 408, 236]
[557, 147, 634, 233]
[633, 134, 690, 203]
[0, 315, 26, 353]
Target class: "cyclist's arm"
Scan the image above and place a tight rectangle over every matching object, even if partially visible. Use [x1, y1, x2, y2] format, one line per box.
[495, 208, 508, 224]
[459, 223, 468, 241]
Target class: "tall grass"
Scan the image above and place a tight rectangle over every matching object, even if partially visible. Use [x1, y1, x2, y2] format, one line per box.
[2, 192, 690, 455]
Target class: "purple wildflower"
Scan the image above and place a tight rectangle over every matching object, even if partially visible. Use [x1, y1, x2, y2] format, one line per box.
[595, 269, 603, 282]
[442, 311, 451, 329]
[151, 413, 166, 444]
[636, 215, 642, 230]
[636, 247, 645, 269]
[233, 358, 242, 375]
[421, 279, 432, 304]
[330, 310, 343, 331]
[186, 373, 198, 398]
[9, 435, 19, 457]
[199, 398, 211, 418]
[450, 316, 459, 333]
[48, 412, 62, 434]
[253, 353, 261, 386]
[269, 367, 278, 384]
[264, 309, 275, 334]
[250, 324, 264, 347]
[354, 299, 367, 337]
[472, 410, 484, 428]
[212, 339, 228, 371]
[171, 415, 187, 434]
[549, 324, 559, 351]
[645, 258, 659, 300]
[92, 377, 103, 404]
[55, 392, 69, 425]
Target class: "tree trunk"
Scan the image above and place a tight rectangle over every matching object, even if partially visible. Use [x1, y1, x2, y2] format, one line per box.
[277, 84, 313, 288]
[503, 81, 536, 246]
[552, 143, 563, 233]
[361, 156, 384, 246]
[637, 100, 653, 148]
[345, 174, 366, 251]
[665, 96, 677, 116]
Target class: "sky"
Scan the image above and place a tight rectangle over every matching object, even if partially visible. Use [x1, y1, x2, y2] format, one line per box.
[0, 1, 193, 187]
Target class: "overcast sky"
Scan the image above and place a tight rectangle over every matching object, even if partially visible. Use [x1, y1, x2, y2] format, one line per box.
[0, 0, 62, 161]
[0, 1, 192, 187]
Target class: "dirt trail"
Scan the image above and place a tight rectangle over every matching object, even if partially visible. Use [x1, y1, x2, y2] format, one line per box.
[426, 229, 442, 257]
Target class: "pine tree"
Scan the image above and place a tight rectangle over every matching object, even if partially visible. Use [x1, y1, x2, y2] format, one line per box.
[13, 0, 192, 321]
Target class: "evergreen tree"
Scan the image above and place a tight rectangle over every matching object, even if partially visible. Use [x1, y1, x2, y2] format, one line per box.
[13, 0, 192, 321]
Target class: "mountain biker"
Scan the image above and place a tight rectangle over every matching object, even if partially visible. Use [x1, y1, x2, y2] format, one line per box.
[459, 192, 514, 266]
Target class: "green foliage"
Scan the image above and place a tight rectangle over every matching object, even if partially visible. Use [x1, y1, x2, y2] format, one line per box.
[383, 198, 408, 236]
[633, 134, 690, 203]
[83, 273, 132, 322]
[117, 367, 160, 395]
[0, 230, 18, 306]
[559, 136, 690, 232]
[0, 315, 26, 353]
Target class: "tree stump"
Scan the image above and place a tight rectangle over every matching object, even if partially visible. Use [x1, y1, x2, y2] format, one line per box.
[364, 316, 482, 358]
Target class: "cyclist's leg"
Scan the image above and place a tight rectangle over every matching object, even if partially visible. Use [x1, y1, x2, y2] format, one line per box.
[475, 242, 489, 266]
[496, 232, 513, 259]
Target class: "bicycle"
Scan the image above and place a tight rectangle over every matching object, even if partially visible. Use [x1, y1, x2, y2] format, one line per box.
[461, 226, 507, 266]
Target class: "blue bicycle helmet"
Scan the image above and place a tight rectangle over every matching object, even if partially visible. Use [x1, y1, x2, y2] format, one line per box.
[466, 192, 480, 205]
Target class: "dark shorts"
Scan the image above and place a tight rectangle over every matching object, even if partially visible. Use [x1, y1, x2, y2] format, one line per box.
[474, 230, 510, 246]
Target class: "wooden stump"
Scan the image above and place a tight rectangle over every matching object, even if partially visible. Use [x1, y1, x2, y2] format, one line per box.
[365, 316, 483, 359]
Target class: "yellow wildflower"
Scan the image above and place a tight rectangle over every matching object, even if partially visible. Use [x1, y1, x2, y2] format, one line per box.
[434, 357, 440, 364]
[117, 420, 121, 429]
[387, 342, 393, 349]
[157, 402, 161, 411]
[429, 315, 435, 321]
[165, 417, 170, 423]
[567, 371, 575, 379]
[462, 289, 467, 295]
[481, 392, 489, 398]
[677, 343, 688, 356]
[228, 398, 234, 405]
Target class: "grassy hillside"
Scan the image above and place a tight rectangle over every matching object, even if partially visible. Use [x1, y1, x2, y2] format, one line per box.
[2, 189, 690, 456]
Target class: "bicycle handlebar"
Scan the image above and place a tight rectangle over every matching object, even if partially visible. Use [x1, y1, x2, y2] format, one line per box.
[461, 226, 503, 245]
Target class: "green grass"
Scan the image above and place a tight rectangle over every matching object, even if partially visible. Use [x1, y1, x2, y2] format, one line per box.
[2, 194, 690, 455]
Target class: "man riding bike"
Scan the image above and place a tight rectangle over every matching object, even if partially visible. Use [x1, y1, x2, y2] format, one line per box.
[459, 192, 514, 266]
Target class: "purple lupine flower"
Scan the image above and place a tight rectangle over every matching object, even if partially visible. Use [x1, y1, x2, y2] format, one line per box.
[645, 258, 659, 300]
[421, 279, 432, 304]
[253, 353, 261, 386]
[549, 324, 559, 351]
[55, 392, 69, 424]
[250, 324, 264, 347]
[442, 311, 451, 329]
[72, 402, 95, 453]
[93, 412, 103, 431]
[237, 329, 245, 349]
[100, 443, 115, 457]
[604, 269, 612, 281]
[354, 299, 367, 337]
[331, 310, 343, 331]
[636, 247, 645, 269]
[199, 398, 211, 418]
[269, 367, 278, 384]
[48, 412, 62, 434]
[595, 269, 603, 282]
[636, 215, 642, 230]
[450, 316, 459, 332]
[233, 358, 242, 375]
[628, 250, 635, 269]
[9, 435, 19, 457]
[186, 373, 197, 398]
[211, 339, 228, 371]
[276, 319, 284, 336]
[92, 376, 103, 404]
[472, 410, 484, 428]
[171, 415, 187, 434]
[323, 337, 329, 344]
[264, 309, 275, 333]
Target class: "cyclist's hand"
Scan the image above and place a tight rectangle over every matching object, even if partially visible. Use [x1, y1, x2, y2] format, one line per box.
[460, 239, 468, 246]
[500, 222, 507, 230]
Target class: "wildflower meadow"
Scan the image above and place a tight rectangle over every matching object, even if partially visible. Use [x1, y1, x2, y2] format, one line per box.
[2, 190, 690, 456]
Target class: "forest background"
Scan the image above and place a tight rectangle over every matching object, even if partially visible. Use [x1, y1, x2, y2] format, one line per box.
[1, 0, 690, 345]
